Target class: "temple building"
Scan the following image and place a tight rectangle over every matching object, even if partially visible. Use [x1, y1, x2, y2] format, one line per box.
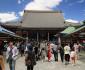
[0, 10, 80, 42]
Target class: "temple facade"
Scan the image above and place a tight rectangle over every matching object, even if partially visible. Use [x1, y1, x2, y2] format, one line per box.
[0, 10, 80, 42]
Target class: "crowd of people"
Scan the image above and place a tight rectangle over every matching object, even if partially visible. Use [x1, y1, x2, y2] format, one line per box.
[0, 40, 83, 70]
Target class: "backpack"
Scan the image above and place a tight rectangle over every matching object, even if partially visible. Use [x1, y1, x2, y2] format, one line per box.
[25, 51, 36, 66]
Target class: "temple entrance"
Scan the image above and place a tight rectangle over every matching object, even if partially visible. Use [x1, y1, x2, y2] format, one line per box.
[39, 32, 48, 41]
[22, 30, 59, 41]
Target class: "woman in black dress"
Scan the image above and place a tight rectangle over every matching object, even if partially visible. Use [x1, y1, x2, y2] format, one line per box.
[59, 45, 64, 63]
[25, 46, 36, 70]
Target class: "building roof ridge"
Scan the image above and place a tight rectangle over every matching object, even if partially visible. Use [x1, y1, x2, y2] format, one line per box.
[24, 10, 62, 13]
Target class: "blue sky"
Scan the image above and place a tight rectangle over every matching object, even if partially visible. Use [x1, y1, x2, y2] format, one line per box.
[0, 0, 85, 23]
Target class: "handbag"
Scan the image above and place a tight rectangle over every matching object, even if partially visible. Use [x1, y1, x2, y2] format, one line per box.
[13, 55, 18, 60]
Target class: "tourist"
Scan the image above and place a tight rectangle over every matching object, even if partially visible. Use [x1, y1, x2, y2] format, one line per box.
[37, 46, 41, 60]
[6, 41, 18, 70]
[73, 43, 79, 60]
[0, 51, 5, 70]
[59, 46, 64, 63]
[19, 42, 25, 56]
[47, 42, 52, 62]
[34, 43, 39, 61]
[25, 45, 36, 70]
[70, 47, 76, 65]
[51, 43, 58, 62]
[64, 44, 70, 65]
[40, 41, 46, 49]
[25, 41, 31, 53]
[41, 48, 46, 62]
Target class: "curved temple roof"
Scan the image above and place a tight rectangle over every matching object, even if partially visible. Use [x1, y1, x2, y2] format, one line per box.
[20, 10, 65, 28]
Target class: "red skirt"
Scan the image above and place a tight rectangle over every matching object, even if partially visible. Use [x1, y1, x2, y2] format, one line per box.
[47, 50, 51, 60]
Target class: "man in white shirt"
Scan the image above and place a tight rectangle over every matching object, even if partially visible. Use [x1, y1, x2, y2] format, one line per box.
[64, 44, 70, 65]
[6, 42, 18, 70]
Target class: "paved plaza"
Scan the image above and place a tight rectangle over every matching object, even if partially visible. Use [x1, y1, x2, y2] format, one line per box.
[5, 55, 85, 70]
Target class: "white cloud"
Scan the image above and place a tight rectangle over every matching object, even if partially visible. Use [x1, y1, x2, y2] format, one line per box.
[17, 0, 24, 4]
[77, 0, 85, 3]
[18, 0, 21, 4]
[25, 0, 62, 10]
[19, 11, 24, 16]
[65, 19, 79, 23]
[0, 12, 18, 23]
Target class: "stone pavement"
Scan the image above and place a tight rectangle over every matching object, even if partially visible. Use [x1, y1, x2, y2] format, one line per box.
[5, 56, 85, 70]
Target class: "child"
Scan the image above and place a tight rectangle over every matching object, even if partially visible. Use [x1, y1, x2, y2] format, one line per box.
[70, 47, 76, 65]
